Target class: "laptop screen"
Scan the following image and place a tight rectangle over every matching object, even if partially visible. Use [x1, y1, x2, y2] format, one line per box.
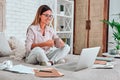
[75, 47, 100, 70]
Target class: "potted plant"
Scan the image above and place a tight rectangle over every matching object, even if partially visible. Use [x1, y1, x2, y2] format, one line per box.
[102, 19, 120, 55]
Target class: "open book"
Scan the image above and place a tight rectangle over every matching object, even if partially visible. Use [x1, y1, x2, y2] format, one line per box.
[5, 64, 35, 74]
[34, 68, 64, 77]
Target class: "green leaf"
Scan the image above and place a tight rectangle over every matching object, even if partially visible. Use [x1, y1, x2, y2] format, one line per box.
[101, 19, 120, 50]
[116, 44, 120, 50]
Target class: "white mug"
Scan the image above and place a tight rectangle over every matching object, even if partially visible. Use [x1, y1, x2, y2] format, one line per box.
[54, 38, 61, 48]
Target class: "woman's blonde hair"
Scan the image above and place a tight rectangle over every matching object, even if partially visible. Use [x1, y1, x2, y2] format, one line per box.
[31, 5, 52, 25]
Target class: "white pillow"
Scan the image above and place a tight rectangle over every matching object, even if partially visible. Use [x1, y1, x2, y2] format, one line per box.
[0, 32, 11, 56]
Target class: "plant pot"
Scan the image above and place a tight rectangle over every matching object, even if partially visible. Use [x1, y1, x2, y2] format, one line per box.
[116, 50, 120, 55]
[109, 49, 119, 55]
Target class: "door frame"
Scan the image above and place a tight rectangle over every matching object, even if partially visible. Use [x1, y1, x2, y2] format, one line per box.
[103, 0, 109, 52]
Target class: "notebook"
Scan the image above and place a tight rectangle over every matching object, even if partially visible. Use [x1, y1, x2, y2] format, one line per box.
[34, 68, 64, 77]
[96, 57, 114, 62]
[56, 47, 100, 71]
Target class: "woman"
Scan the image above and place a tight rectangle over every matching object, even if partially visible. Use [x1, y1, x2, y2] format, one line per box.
[25, 5, 70, 66]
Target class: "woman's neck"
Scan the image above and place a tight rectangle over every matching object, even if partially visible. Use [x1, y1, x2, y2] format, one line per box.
[40, 23, 46, 30]
[40, 23, 46, 36]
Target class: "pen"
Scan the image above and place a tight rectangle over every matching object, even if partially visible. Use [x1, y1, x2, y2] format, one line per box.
[39, 70, 52, 73]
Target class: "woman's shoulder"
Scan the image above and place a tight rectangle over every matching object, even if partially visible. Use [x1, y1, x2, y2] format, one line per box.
[28, 25, 39, 30]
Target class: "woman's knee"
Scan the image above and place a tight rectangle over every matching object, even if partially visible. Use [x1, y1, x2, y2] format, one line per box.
[31, 47, 45, 55]
[64, 44, 70, 50]
[63, 44, 70, 53]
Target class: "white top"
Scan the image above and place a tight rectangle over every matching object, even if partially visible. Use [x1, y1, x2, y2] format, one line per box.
[25, 25, 59, 54]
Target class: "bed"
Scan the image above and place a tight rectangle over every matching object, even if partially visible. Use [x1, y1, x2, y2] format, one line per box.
[0, 54, 120, 80]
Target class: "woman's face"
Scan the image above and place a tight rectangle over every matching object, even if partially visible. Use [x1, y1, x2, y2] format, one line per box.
[40, 10, 53, 25]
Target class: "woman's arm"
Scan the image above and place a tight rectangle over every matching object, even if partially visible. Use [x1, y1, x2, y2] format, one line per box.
[31, 40, 54, 49]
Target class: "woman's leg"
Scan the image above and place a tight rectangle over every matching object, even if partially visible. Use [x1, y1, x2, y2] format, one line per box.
[25, 47, 49, 64]
[47, 44, 70, 63]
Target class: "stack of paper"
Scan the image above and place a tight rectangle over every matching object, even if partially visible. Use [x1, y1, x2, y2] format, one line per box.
[92, 62, 114, 69]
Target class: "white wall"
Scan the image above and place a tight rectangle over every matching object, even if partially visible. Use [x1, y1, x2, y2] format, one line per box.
[4, 0, 55, 42]
[5, 0, 41, 42]
[108, 0, 120, 50]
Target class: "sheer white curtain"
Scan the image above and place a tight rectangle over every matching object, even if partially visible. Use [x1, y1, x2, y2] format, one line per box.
[108, 0, 120, 51]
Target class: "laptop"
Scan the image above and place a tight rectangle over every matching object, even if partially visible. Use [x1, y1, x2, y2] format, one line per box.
[56, 47, 100, 71]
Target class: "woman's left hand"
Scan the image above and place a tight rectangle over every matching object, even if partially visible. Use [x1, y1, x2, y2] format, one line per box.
[59, 39, 65, 48]
[54, 38, 65, 48]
